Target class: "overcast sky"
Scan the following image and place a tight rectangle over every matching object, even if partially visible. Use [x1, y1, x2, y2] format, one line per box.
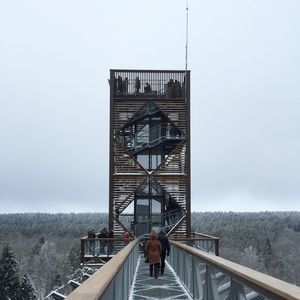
[0, 1, 299, 213]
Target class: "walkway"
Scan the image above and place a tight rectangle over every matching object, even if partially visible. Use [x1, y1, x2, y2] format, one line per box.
[129, 254, 192, 300]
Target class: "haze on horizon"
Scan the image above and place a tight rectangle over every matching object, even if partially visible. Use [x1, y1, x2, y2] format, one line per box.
[0, 0, 299, 213]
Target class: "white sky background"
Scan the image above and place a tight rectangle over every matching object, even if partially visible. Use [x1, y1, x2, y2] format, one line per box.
[0, 1, 299, 213]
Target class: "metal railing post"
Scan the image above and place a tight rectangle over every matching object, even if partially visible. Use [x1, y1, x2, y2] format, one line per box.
[80, 239, 85, 264]
[215, 239, 219, 256]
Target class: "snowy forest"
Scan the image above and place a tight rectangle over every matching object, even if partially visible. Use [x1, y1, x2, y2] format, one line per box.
[1, 211, 300, 299]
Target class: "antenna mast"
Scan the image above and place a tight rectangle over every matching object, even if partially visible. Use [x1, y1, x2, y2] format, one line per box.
[185, 1, 189, 72]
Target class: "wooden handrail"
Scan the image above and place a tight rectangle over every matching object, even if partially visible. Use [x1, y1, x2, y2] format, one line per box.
[192, 231, 220, 240]
[81, 237, 134, 241]
[171, 240, 300, 300]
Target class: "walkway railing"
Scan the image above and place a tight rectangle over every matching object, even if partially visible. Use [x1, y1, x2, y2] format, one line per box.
[80, 237, 134, 264]
[168, 240, 300, 300]
[67, 239, 139, 300]
[172, 237, 219, 257]
[191, 232, 220, 256]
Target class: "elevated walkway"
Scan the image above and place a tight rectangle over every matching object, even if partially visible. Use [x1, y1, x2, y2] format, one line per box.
[64, 237, 300, 300]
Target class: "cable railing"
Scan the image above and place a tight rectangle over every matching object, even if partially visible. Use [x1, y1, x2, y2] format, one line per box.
[167, 240, 300, 300]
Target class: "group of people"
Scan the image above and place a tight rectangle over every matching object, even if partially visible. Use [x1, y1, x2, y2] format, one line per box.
[145, 229, 170, 279]
[114, 74, 186, 98]
[115, 76, 129, 95]
[88, 227, 114, 239]
[166, 78, 185, 98]
[87, 227, 114, 255]
[134, 77, 153, 94]
[87, 227, 170, 279]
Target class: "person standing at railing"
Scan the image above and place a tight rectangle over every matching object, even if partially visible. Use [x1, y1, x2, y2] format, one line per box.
[158, 229, 170, 275]
[98, 227, 108, 254]
[145, 230, 162, 279]
[135, 76, 140, 94]
[87, 229, 96, 255]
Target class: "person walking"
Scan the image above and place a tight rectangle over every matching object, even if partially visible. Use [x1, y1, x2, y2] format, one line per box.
[145, 230, 162, 279]
[87, 229, 96, 255]
[158, 229, 170, 275]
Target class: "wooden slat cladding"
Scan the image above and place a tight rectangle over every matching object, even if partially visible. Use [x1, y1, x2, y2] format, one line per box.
[153, 175, 187, 211]
[168, 218, 188, 238]
[113, 175, 147, 206]
[153, 142, 187, 175]
[113, 100, 147, 131]
[113, 141, 147, 175]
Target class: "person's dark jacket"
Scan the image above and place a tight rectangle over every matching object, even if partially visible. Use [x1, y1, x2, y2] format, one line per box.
[98, 228, 108, 238]
[158, 231, 170, 256]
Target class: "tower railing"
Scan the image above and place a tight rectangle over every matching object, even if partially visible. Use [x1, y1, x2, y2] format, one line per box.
[111, 70, 186, 99]
[168, 240, 300, 300]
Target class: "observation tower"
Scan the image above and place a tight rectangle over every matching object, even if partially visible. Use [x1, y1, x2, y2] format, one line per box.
[109, 69, 191, 238]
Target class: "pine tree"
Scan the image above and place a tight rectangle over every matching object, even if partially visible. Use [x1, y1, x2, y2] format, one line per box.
[19, 273, 36, 300]
[264, 238, 273, 271]
[0, 244, 21, 299]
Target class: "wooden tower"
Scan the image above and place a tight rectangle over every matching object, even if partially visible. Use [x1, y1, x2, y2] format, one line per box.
[109, 69, 191, 238]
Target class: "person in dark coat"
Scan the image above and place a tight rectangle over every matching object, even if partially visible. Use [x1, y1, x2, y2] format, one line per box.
[135, 76, 140, 93]
[98, 227, 108, 254]
[158, 229, 170, 275]
[87, 229, 96, 255]
[145, 230, 162, 278]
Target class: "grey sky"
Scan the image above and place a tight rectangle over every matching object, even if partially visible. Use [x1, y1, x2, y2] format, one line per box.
[0, 0, 299, 213]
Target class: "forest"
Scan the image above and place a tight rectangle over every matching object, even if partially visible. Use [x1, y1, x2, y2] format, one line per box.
[1, 211, 300, 299]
